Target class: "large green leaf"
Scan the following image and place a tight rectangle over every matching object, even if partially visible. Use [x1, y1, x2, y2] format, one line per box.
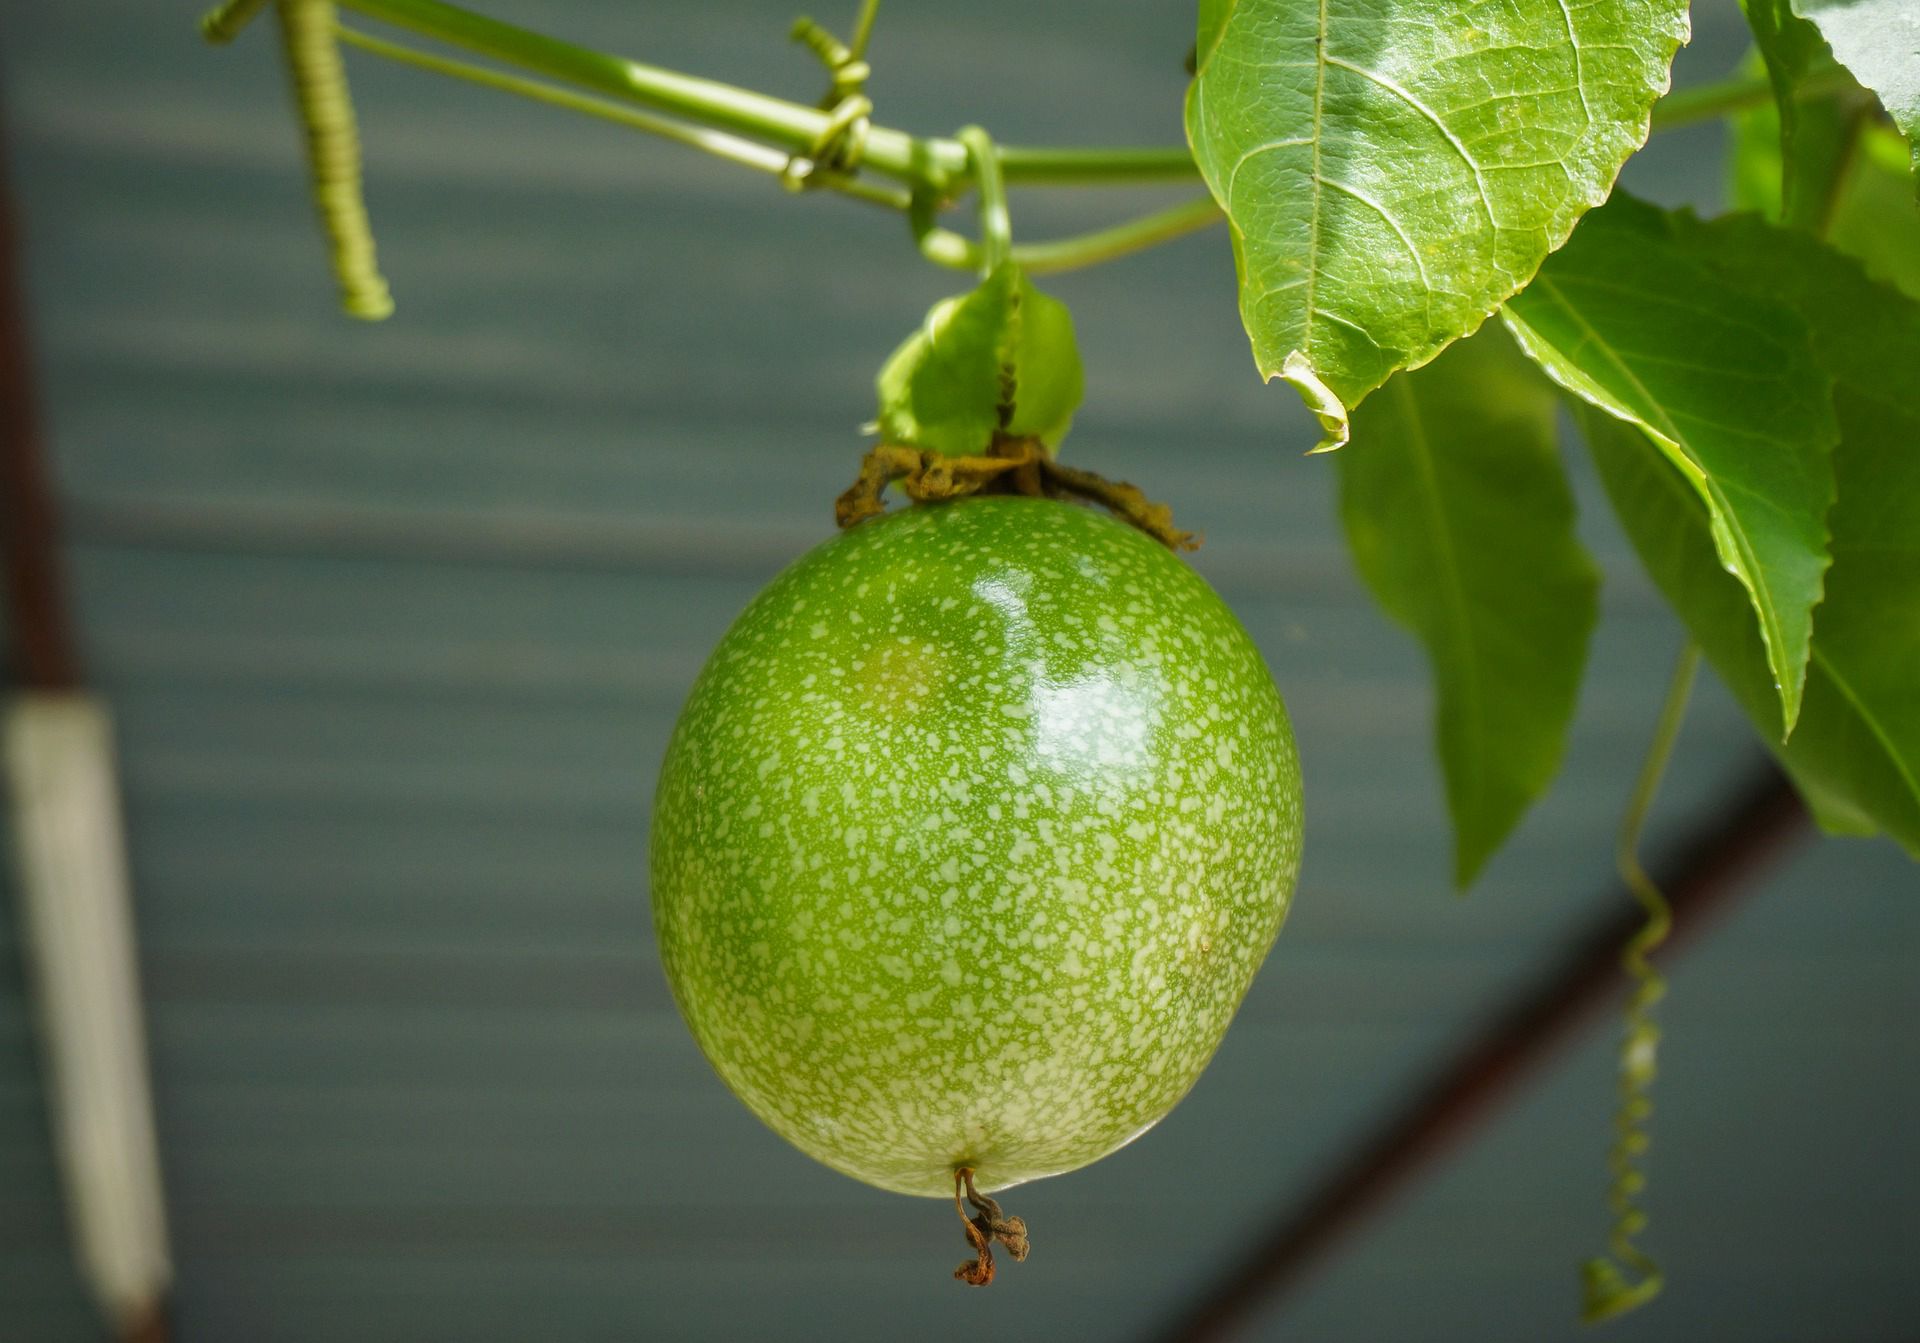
[1184, 0, 1687, 450]
[1339, 325, 1597, 887]
[1579, 223, 1920, 850]
[875, 262, 1083, 458]
[1501, 194, 1838, 735]
[1791, 0, 1920, 182]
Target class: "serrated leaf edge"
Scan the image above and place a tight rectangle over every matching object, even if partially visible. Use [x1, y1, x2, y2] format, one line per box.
[1596, 405, 1920, 849]
[1498, 298, 1832, 738]
[1190, 0, 1689, 450]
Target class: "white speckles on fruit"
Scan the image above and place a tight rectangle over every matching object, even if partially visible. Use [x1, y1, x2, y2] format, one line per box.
[650, 495, 1303, 1197]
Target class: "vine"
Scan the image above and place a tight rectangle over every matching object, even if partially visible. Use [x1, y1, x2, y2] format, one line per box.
[202, 0, 1784, 316]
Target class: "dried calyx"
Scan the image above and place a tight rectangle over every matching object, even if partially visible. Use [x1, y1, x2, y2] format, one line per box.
[837, 435, 1198, 552]
[952, 1167, 1030, 1287]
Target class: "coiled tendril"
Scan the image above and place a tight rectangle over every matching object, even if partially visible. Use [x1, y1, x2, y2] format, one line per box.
[276, 0, 392, 319]
[1581, 642, 1699, 1324]
[201, 0, 392, 317]
[206, 0, 392, 318]
[782, 5, 879, 186]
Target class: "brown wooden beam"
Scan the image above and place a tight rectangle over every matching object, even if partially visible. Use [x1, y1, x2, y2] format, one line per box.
[2, 94, 173, 1343]
[1145, 764, 1809, 1343]
[0, 105, 82, 691]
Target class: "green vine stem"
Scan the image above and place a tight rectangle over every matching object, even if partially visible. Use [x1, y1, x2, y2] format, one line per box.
[333, 24, 912, 209]
[955, 127, 1010, 273]
[1580, 641, 1700, 1325]
[915, 195, 1223, 275]
[323, 0, 1776, 185]
[991, 145, 1203, 184]
[277, 0, 393, 319]
[205, 0, 1843, 312]
[336, 0, 965, 186]
[334, 20, 1211, 272]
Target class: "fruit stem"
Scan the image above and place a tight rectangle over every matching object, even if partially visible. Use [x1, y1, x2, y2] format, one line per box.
[953, 1167, 1030, 1287]
[956, 127, 1012, 274]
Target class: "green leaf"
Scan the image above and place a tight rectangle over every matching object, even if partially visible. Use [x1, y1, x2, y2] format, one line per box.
[1791, 0, 1920, 183]
[1500, 193, 1838, 735]
[1338, 324, 1598, 887]
[1578, 222, 1920, 851]
[1183, 0, 1687, 450]
[875, 262, 1083, 458]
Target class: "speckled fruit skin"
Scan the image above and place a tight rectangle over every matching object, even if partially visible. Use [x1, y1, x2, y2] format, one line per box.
[650, 495, 1302, 1197]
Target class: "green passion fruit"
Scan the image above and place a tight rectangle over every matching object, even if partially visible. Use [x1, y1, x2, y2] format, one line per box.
[650, 495, 1302, 1199]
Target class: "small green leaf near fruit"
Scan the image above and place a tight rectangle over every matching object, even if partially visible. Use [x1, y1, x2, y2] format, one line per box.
[874, 262, 1084, 459]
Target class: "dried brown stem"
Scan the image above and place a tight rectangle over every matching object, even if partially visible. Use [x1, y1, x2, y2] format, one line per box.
[951, 1166, 1031, 1287]
[1040, 456, 1197, 551]
[836, 437, 1199, 552]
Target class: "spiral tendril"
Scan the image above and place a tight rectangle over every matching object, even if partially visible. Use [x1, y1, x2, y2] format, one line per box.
[1581, 642, 1699, 1325]
[781, 6, 877, 187]
[276, 0, 393, 320]
[788, 17, 860, 85]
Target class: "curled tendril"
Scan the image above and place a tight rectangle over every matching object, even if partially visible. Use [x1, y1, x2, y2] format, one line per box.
[782, 11, 875, 187]
[788, 16, 870, 94]
[276, 0, 393, 319]
[1582, 643, 1700, 1325]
